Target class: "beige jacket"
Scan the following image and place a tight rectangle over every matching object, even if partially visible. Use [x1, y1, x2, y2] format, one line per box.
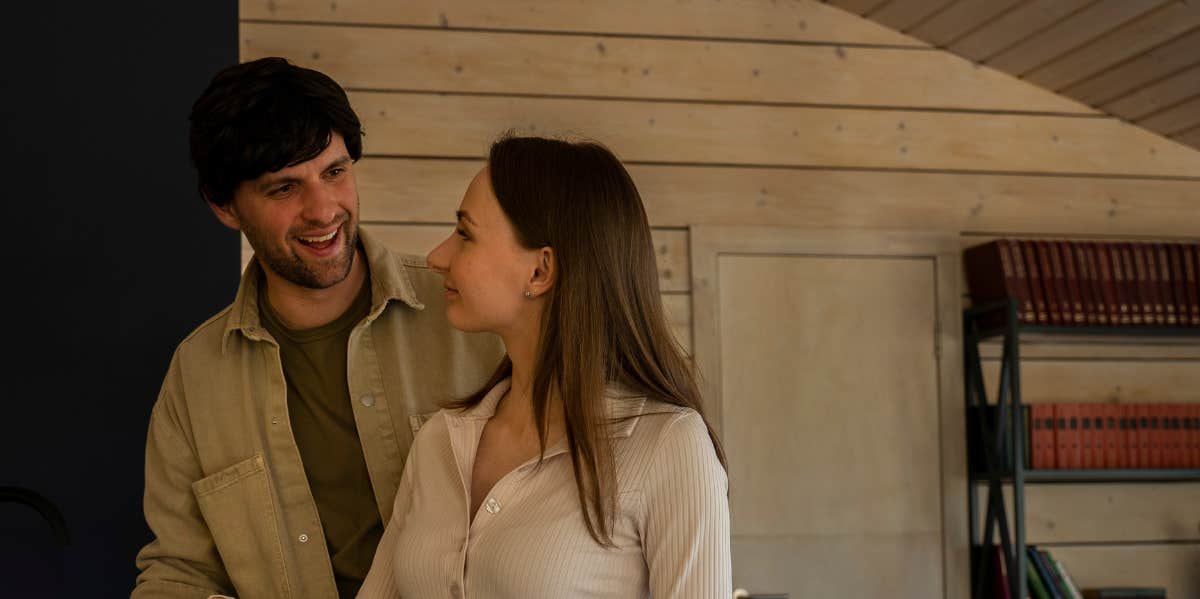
[132, 228, 504, 599]
[358, 378, 732, 598]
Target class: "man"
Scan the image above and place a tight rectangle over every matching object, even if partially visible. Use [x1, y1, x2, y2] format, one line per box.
[132, 57, 503, 598]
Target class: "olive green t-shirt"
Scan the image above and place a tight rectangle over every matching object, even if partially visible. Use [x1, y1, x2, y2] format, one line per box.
[259, 277, 379, 599]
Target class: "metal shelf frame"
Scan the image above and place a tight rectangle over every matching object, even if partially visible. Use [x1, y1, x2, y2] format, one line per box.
[963, 299, 1200, 599]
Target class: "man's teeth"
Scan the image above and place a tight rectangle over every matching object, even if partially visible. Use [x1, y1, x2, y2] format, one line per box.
[300, 231, 337, 243]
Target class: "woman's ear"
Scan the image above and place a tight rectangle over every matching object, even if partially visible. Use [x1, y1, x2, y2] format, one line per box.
[528, 246, 556, 297]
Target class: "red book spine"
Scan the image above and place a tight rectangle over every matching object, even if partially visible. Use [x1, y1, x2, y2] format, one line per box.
[1139, 243, 1164, 325]
[1038, 240, 1064, 325]
[1081, 404, 1096, 469]
[1147, 405, 1156, 470]
[1120, 405, 1133, 468]
[1131, 404, 1146, 468]
[1157, 243, 1178, 327]
[1022, 240, 1049, 325]
[1108, 243, 1130, 326]
[1191, 404, 1200, 468]
[1054, 403, 1070, 470]
[1169, 244, 1188, 329]
[1075, 405, 1084, 470]
[1104, 404, 1120, 469]
[1059, 241, 1086, 325]
[1031, 404, 1049, 469]
[1172, 404, 1185, 468]
[1094, 405, 1106, 469]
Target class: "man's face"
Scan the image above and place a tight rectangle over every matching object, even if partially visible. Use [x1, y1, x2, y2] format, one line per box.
[210, 133, 360, 290]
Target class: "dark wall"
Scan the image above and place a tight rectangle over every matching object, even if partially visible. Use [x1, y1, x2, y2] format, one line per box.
[0, 2, 239, 597]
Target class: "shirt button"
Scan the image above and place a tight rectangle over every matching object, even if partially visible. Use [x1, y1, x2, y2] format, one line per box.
[484, 497, 501, 514]
[270, 417, 279, 425]
[449, 583, 461, 598]
[298, 533, 309, 543]
[360, 394, 375, 407]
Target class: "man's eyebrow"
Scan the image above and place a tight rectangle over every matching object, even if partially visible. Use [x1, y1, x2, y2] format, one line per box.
[255, 155, 353, 192]
[323, 155, 352, 170]
[256, 174, 301, 193]
[456, 210, 477, 226]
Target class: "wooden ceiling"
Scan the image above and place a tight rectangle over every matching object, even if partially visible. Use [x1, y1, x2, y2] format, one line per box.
[824, 0, 1200, 152]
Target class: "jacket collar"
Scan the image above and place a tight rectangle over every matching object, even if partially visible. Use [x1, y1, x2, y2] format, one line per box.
[221, 227, 424, 353]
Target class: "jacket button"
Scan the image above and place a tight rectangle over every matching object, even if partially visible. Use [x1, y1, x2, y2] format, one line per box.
[298, 534, 309, 543]
[484, 497, 501, 514]
[360, 394, 375, 407]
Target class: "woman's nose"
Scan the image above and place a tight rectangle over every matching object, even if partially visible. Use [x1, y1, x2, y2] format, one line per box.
[426, 233, 454, 273]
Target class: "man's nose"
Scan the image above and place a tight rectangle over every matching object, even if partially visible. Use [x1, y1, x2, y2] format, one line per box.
[301, 185, 340, 225]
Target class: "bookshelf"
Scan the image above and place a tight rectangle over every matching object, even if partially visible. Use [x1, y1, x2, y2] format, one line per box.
[963, 299, 1200, 599]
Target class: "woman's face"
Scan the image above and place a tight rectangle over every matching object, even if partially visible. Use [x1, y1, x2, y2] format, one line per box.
[427, 167, 544, 334]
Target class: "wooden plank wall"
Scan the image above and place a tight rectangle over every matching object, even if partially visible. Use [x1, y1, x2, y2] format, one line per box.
[239, 1, 1200, 595]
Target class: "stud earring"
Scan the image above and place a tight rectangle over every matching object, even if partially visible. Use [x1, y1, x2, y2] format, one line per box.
[524, 290, 534, 298]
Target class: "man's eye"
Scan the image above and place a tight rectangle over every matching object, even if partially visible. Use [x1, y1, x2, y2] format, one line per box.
[327, 168, 344, 178]
[270, 184, 293, 196]
[455, 227, 469, 240]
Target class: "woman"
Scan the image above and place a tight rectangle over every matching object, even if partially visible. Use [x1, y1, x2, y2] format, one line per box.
[358, 135, 730, 598]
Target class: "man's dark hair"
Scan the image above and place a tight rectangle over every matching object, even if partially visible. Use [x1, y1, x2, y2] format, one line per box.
[189, 57, 364, 206]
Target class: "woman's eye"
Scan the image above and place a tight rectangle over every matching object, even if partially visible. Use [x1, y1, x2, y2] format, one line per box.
[455, 227, 469, 240]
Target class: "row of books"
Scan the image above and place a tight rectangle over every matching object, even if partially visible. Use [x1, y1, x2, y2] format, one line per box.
[964, 239, 1200, 328]
[1029, 403, 1200, 470]
[986, 544, 1165, 599]
[968, 403, 1200, 471]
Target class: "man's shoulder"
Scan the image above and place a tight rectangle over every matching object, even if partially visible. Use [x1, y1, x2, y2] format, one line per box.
[171, 303, 238, 361]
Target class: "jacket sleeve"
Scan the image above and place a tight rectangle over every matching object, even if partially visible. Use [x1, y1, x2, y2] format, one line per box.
[131, 358, 233, 599]
[643, 411, 732, 599]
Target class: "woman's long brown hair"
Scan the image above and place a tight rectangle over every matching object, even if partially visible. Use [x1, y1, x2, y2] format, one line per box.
[445, 134, 727, 547]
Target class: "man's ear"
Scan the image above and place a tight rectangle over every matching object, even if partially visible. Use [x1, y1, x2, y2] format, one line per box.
[205, 190, 243, 232]
[528, 246, 556, 297]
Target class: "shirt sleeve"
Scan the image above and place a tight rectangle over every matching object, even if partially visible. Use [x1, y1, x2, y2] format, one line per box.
[642, 410, 732, 599]
[132, 359, 233, 599]
[356, 427, 419, 598]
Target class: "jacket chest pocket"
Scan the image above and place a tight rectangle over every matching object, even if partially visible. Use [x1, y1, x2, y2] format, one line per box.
[193, 454, 292, 599]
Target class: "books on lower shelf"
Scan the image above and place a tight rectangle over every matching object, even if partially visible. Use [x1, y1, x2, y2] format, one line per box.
[964, 239, 1200, 328]
[987, 545, 1166, 599]
[969, 403, 1200, 471]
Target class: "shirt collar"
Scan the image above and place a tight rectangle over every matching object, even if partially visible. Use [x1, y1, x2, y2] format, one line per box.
[450, 377, 649, 439]
[221, 226, 424, 353]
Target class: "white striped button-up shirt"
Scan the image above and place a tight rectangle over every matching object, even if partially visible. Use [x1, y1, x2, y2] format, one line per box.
[358, 378, 731, 598]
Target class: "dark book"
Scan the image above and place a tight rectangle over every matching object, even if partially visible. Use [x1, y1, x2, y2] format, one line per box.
[1120, 243, 1143, 326]
[1038, 240, 1065, 325]
[1169, 243, 1188, 328]
[1106, 243, 1130, 325]
[1042, 549, 1084, 599]
[1082, 589, 1166, 599]
[1057, 241, 1085, 325]
[1023, 240, 1050, 325]
[1155, 243, 1178, 327]
[964, 240, 1035, 326]
[1139, 243, 1164, 325]
[1092, 242, 1117, 326]
[1027, 546, 1063, 599]
[1189, 243, 1200, 326]
[1072, 241, 1099, 325]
